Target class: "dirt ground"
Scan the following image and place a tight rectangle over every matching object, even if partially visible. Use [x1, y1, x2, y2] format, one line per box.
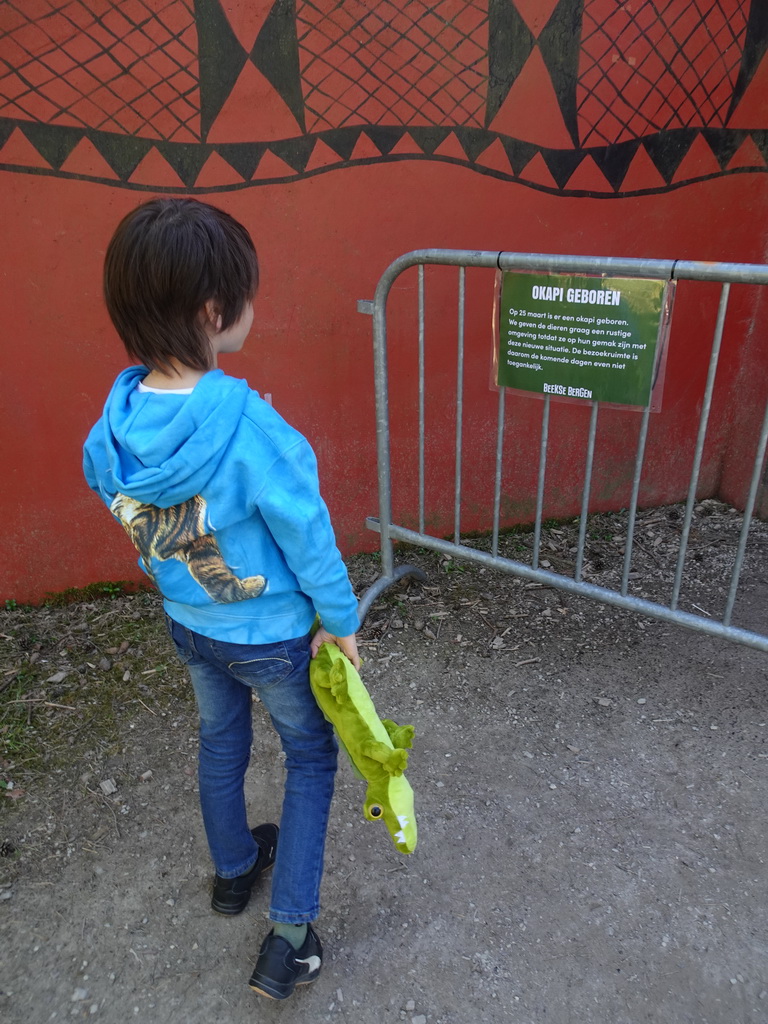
[1, 503, 767, 1024]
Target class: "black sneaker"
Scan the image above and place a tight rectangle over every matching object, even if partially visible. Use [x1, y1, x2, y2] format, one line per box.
[248, 924, 323, 1000]
[211, 823, 278, 915]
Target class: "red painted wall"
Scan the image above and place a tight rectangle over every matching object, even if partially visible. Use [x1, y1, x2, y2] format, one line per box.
[1, 1, 767, 602]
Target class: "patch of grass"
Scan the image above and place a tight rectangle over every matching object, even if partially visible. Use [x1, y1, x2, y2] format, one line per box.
[0, 592, 192, 790]
[440, 557, 466, 574]
[588, 525, 613, 542]
[0, 670, 42, 769]
[0, 665, 125, 779]
[42, 580, 152, 608]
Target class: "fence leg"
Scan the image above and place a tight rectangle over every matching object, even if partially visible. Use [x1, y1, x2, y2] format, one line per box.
[756, 468, 768, 521]
[357, 558, 428, 627]
[358, 281, 430, 627]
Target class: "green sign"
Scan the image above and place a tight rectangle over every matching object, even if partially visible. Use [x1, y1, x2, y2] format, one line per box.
[497, 272, 669, 407]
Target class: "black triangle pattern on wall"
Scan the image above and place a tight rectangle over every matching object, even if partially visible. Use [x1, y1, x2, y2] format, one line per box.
[0, 0, 764, 197]
[195, 0, 249, 139]
[728, 2, 768, 120]
[251, 0, 305, 133]
[537, 0, 584, 148]
[486, 0, 535, 127]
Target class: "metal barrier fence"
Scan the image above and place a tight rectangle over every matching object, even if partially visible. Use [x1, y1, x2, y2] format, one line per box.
[357, 250, 768, 653]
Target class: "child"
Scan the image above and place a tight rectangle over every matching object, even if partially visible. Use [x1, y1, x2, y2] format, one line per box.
[83, 197, 360, 1001]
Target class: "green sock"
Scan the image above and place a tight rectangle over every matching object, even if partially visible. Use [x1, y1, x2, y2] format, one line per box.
[272, 922, 307, 950]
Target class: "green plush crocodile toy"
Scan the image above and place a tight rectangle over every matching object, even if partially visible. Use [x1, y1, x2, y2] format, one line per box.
[309, 642, 417, 854]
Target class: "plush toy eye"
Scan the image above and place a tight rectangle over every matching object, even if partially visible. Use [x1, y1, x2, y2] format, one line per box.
[369, 804, 383, 818]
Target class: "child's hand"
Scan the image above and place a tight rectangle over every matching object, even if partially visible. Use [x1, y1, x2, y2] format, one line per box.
[310, 627, 361, 670]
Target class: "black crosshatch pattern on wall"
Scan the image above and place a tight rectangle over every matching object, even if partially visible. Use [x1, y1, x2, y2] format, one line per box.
[0, 0, 765, 195]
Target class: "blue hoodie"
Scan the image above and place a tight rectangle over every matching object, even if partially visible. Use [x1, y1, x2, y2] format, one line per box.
[83, 366, 359, 644]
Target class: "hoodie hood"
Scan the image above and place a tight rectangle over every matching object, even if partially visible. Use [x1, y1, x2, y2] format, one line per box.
[88, 366, 249, 507]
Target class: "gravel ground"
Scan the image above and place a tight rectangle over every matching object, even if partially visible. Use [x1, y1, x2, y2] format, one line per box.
[1, 503, 767, 1024]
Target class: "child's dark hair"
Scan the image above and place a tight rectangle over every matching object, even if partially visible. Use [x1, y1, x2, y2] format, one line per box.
[104, 198, 259, 373]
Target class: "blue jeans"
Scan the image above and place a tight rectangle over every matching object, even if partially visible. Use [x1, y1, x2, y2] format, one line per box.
[166, 617, 337, 923]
